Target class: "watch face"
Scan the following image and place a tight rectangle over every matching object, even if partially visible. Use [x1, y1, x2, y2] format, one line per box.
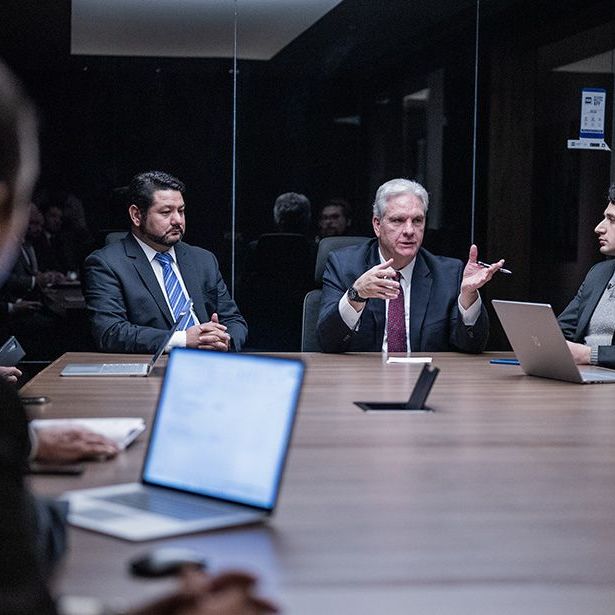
[349, 286, 366, 302]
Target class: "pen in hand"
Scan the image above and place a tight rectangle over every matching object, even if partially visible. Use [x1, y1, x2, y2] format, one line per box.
[478, 261, 512, 275]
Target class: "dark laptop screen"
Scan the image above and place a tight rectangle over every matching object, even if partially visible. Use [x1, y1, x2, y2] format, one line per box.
[142, 349, 304, 510]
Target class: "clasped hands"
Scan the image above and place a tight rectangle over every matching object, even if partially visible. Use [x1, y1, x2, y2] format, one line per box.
[186, 313, 231, 351]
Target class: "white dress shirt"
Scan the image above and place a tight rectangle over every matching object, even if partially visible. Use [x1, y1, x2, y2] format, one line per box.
[338, 249, 482, 352]
[133, 235, 200, 349]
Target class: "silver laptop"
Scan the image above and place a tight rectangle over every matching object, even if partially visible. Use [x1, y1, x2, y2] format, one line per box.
[492, 299, 615, 384]
[61, 348, 305, 541]
[61, 303, 192, 377]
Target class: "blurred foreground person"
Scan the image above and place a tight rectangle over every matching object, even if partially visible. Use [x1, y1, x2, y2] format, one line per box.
[0, 60, 276, 615]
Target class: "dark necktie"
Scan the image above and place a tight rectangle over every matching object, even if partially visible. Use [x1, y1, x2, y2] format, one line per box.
[387, 271, 407, 353]
[153, 252, 195, 330]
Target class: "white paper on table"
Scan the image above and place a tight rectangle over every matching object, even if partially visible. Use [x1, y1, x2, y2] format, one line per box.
[386, 357, 432, 364]
[30, 417, 146, 450]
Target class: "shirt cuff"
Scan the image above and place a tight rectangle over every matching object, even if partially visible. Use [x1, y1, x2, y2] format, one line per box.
[166, 330, 187, 352]
[338, 291, 363, 331]
[458, 293, 482, 326]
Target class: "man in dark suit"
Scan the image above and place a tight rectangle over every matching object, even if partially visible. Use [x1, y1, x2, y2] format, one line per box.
[84, 171, 247, 354]
[317, 178, 505, 353]
[558, 184, 615, 369]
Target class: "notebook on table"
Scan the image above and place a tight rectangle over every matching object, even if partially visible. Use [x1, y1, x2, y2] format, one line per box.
[492, 299, 615, 384]
[61, 348, 305, 541]
[60, 302, 192, 377]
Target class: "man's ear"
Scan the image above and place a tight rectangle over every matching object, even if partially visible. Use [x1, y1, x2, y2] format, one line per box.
[128, 204, 141, 227]
[372, 215, 381, 238]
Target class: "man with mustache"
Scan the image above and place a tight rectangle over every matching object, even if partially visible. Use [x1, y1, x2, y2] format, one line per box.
[84, 171, 247, 354]
[558, 184, 615, 368]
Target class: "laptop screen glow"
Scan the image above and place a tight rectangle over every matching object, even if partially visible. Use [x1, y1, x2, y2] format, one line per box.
[142, 349, 304, 510]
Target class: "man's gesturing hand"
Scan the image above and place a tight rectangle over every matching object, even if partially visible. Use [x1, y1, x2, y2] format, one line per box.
[348, 258, 400, 310]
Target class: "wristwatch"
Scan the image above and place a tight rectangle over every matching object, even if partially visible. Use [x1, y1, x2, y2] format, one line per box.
[347, 286, 367, 303]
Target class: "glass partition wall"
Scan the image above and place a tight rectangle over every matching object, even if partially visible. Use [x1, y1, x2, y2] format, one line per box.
[234, 1, 482, 350]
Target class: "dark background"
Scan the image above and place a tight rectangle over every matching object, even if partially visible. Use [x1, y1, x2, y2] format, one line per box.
[1, 0, 614, 349]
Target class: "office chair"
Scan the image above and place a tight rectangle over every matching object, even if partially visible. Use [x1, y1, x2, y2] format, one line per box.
[301, 236, 368, 352]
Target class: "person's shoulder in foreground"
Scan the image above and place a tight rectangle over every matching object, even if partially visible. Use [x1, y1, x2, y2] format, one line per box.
[84, 170, 247, 354]
[558, 183, 615, 369]
[317, 178, 506, 353]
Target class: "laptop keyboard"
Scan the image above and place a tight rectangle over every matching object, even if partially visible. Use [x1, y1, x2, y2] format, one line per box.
[99, 490, 231, 520]
[101, 363, 146, 374]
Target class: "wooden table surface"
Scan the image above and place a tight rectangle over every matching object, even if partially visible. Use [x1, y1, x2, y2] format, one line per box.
[21, 352, 615, 614]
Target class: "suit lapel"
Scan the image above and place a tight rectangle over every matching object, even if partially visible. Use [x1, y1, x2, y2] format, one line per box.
[124, 235, 173, 326]
[409, 251, 432, 352]
[364, 242, 385, 346]
[578, 260, 615, 336]
[175, 243, 209, 323]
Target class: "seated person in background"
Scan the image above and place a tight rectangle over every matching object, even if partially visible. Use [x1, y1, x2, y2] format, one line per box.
[9, 203, 66, 290]
[272, 191, 312, 235]
[316, 197, 352, 241]
[0, 203, 64, 314]
[0, 201, 75, 360]
[558, 183, 615, 369]
[84, 171, 247, 354]
[238, 192, 314, 351]
[31, 197, 66, 273]
[317, 178, 504, 353]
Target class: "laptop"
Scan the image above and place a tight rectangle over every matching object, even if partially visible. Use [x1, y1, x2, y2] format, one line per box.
[492, 299, 615, 384]
[61, 302, 192, 377]
[0, 335, 25, 366]
[61, 348, 305, 541]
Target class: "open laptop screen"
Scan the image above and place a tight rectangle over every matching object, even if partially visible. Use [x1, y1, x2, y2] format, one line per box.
[142, 349, 304, 510]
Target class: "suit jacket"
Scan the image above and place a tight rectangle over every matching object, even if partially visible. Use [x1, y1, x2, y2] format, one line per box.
[0, 379, 60, 615]
[317, 239, 489, 353]
[3, 242, 38, 300]
[558, 259, 615, 369]
[84, 233, 248, 353]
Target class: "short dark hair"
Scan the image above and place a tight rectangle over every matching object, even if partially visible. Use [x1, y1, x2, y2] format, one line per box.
[126, 171, 185, 216]
[609, 183, 615, 205]
[273, 192, 311, 234]
[321, 197, 352, 218]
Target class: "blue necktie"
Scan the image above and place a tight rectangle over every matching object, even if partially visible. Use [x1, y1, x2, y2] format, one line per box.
[154, 252, 195, 330]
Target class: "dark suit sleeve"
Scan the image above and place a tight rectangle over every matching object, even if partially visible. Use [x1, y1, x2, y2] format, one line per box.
[317, 252, 359, 353]
[596, 346, 615, 369]
[557, 265, 615, 368]
[84, 251, 170, 353]
[557, 282, 584, 341]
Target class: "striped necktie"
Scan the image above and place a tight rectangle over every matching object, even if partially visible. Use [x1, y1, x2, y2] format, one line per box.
[387, 271, 407, 353]
[154, 251, 195, 329]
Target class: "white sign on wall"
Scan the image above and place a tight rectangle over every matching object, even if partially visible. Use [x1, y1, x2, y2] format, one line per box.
[568, 87, 610, 151]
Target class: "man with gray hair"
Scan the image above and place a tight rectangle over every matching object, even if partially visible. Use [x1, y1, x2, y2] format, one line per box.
[317, 178, 505, 353]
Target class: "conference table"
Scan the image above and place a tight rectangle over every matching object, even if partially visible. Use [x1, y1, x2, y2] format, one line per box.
[22, 351, 615, 614]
